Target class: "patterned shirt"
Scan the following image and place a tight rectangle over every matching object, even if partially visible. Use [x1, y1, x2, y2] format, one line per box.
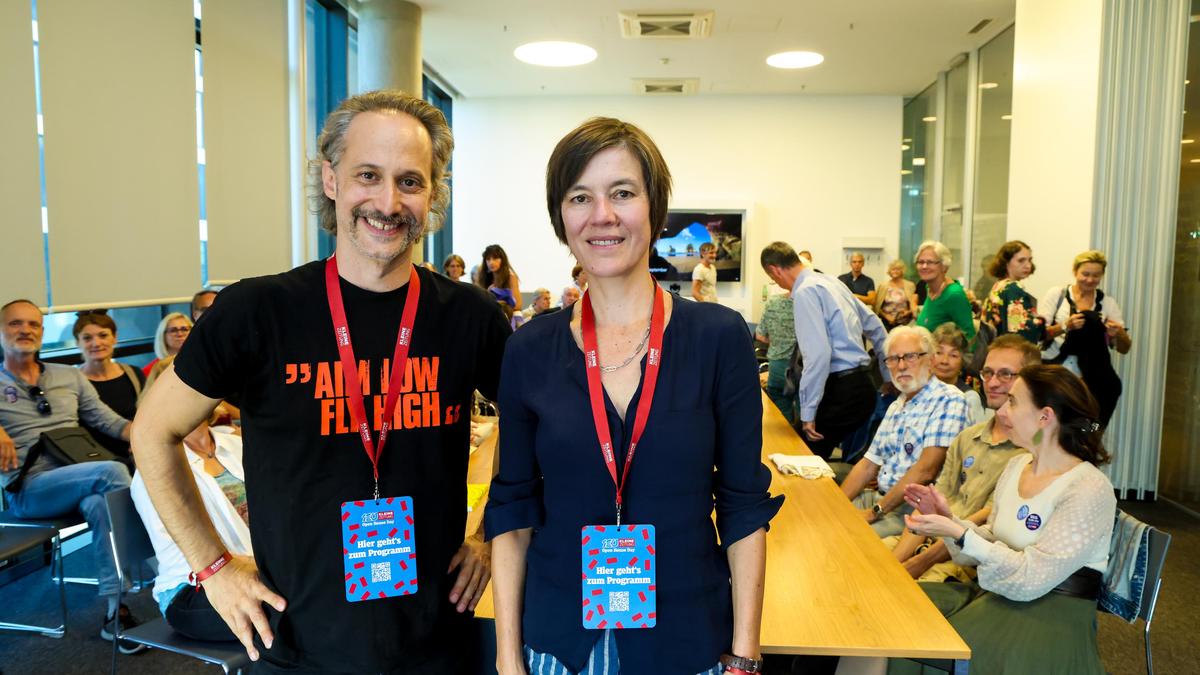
[982, 279, 1045, 343]
[865, 377, 968, 493]
[755, 294, 796, 361]
[933, 418, 1027, 518]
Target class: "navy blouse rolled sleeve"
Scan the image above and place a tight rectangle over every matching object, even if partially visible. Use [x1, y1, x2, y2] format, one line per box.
[712, 317, 784, 549]
[483, 297, 783, 675]
[484, 335, 546, 538]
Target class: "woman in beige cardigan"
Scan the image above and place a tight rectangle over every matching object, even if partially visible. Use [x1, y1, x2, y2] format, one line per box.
[874, 258, 918, 331]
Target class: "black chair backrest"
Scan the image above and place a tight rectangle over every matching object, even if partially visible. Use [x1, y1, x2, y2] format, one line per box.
[102, 487, 156, 583]
[1141, 526, 1171, 621]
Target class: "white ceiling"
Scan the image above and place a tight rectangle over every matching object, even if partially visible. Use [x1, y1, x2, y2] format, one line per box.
[416, 0, 1016, 98]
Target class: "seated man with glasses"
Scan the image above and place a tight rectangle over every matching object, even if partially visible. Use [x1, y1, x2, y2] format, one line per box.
[887, 334, 1041, 581]
[840, 325, 968, 536]
[0, 298, 145, 652]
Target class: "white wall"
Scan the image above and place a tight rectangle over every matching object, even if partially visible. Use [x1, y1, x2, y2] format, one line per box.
[1007, 0, 1105, 300]
[451, 95, 902, 320]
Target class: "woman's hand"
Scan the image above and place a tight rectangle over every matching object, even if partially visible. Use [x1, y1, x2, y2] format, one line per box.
[903, 483, 951, 517]
[1065, 312, 1086, 331]
[903, 513, 966, 540]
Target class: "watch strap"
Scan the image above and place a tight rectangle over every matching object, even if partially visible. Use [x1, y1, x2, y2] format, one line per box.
[720, 654, 763, 673]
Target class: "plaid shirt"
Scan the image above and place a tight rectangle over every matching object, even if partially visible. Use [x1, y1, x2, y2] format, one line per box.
[865, 377, 968, 492]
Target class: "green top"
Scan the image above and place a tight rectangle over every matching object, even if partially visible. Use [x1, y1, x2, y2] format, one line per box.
[917, 280, 976, 340]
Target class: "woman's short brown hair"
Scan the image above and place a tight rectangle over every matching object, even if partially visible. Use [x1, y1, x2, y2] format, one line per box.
[988, 240, 1035, 279]
[73, 311, 117, 339]
[545, 117, 672, 245]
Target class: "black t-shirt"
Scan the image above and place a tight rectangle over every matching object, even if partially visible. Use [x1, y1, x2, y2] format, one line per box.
[173, 261, 510, 672]
[83, 366, 142, 460]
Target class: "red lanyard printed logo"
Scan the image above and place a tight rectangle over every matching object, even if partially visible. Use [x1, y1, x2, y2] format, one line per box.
[580, 281, 665, 525]
[324, 255, 420, 500]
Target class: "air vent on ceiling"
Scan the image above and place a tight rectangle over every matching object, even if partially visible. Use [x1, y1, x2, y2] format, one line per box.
[633, 78, 699, 95]
[968, 19, 992, 34]
[619, 11, 714, 39]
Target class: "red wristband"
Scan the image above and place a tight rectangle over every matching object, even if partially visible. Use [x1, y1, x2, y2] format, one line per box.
[189, 551, 233, 586]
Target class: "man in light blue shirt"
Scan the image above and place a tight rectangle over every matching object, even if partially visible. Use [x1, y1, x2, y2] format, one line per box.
[840, 325, 968, 536]
[760, 242, 889, 457]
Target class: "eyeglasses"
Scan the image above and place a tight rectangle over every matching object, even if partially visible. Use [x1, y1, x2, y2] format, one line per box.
[166, 326, 191, 336]
[28, 386, 51, 416]
[914, 259, 942, 267]
[980, 368, 1019, 384]
[883, 351, 928, 367]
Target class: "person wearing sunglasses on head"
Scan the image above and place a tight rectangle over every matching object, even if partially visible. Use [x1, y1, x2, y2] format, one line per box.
[839, 325, 969, 537]
[0, 298, 146, 653]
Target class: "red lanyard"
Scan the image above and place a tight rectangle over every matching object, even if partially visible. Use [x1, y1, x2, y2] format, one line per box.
[324, 255, 421, 500]
[580, 281, 665, 525]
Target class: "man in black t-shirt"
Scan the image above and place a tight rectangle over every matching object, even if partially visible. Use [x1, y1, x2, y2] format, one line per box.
[837, 252, 876, 305]
[133, 91, 510, 673]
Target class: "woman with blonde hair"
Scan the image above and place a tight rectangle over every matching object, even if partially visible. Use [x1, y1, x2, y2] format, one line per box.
[874, 259, 918, 331]
[1037, 250, 1130, 427]
[142, 312, 192, 377]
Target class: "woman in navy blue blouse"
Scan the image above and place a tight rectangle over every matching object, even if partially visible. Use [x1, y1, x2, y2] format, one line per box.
[486, 117, 783, 675]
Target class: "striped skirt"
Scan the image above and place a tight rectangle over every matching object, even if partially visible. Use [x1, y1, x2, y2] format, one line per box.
[524, 630, 725, 675]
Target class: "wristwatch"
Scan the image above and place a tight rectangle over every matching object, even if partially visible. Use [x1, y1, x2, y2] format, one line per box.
[720, 654, 764, 673]
[871, 502, 885, 518]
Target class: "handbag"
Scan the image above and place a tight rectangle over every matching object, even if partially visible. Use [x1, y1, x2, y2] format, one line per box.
[4, 427, 120, 493]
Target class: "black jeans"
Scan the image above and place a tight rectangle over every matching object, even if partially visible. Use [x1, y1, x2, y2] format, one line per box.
[802, 368, 877, 459]
[165, 585, 237, 642]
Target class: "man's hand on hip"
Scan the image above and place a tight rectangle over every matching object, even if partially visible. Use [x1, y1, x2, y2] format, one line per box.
[200, 555, 287, 661]
[447, 534, 491, 613]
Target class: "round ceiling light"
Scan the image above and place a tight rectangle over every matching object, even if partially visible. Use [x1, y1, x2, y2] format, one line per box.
[766, 51, 825, 69]
[514, 41, 597, 67]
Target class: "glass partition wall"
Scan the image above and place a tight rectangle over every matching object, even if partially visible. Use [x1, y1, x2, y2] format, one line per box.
[899, 25, 1014, 291]
[899, 85, 939, 271]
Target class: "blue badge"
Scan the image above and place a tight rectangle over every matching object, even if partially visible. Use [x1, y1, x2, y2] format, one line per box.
[581, 524, 656, 630]
[340, 496, 417, 603]
[1017, 505, 1029, 520]
[1025, 513, 1042, 531]
[3, 386, 16, 404]
[963, 456, 975, 469]
[904, 442, 914, 455]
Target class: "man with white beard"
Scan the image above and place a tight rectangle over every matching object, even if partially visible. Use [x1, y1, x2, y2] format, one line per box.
[840, 325, 968, 537]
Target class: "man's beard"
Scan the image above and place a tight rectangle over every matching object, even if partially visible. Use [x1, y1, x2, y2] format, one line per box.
[348, 206, 425, 260]
[896, 366, 932, 396]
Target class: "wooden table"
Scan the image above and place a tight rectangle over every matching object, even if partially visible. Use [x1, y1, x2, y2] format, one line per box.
[466, 394, 970, 670]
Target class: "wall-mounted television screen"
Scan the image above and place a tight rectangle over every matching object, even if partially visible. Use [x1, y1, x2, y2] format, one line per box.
[651, 210, 745, 283]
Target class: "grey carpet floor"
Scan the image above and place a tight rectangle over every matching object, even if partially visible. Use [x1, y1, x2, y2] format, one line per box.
[1, 499, 1196, 674]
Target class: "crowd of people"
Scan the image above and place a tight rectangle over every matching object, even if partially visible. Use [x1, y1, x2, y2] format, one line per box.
[755, 233, 1131, 673]
[0, 88, 1139, 675]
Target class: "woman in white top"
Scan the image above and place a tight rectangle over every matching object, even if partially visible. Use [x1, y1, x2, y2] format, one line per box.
[1038, 250, 1131, 428]
[896, 364, 1116, 674]
[130, 414, 253, 641]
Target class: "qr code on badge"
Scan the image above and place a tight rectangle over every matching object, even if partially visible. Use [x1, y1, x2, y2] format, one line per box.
[370, 562, 391, 584]
[608, 591, 629, 612]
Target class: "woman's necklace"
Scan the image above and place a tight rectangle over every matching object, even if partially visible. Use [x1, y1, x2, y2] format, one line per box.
[600, 323, 652, 373]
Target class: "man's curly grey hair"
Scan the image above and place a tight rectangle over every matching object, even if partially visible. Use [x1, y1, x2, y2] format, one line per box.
[308, 89, 453, 235]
